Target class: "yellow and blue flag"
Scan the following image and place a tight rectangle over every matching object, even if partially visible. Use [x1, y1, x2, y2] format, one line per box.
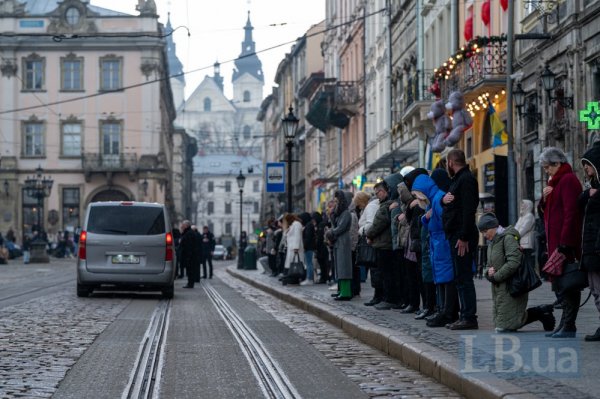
[489, 101, 507, 147]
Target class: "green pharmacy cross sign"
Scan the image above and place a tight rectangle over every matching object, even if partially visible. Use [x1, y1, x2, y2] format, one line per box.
[580, 101, 600, 130]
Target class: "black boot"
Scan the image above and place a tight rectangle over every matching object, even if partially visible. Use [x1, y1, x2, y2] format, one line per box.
[585, 327, 600, 342]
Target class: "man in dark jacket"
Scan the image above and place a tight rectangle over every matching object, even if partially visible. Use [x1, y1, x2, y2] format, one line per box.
[312, 212, 329, 283]
[441, 149, 479, 330]
[200, 225, 216, 279]
[366, 180, 396, 309]
[179, 221, 197, 288]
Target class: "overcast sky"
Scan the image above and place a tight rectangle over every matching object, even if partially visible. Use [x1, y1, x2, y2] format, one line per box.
[91, 0, 326, 100]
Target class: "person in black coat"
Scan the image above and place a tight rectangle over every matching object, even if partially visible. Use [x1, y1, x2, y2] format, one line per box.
[441, 149, 479, 330]
[179, 221, 197, 288]
[172, 227, 183, 278]
[312, 212, 329, 284]
[191, 225, 202, 282]
[579, 141, 600, 341]
[200, 225, 216, 279]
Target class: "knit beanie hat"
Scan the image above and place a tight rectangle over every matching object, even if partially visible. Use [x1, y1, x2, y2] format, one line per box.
[477, 212, 499, 231]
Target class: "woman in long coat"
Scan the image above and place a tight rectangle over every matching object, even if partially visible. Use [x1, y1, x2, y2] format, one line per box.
[579, 141, 600, 341]
[478, 213, 555, 332]
[538, 147, 583, 338]
[282, 213, 304, 279]
[326, 190, 353, 300]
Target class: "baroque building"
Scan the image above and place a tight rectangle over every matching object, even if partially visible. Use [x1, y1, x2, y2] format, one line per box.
[0, 0, 178, 241]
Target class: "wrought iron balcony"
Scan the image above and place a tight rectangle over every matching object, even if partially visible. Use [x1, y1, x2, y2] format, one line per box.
[437, 38, 507, 99]
[334, 80, 363, 115]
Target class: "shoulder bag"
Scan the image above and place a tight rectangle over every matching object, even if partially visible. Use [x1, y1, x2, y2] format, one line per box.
[507, 254, 542, 298]
[356, 234, 377, 267]
[555, 260, 588, 295]
[288, 252, 305, 279]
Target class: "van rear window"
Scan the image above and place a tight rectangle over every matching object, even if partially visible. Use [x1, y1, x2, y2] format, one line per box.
[87, 206, 165, 235]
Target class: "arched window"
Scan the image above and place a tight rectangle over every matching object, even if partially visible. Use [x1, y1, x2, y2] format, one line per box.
[203, 97, 211, 111]
[243, 90, 251, 102]
[243, 125, 251, 140]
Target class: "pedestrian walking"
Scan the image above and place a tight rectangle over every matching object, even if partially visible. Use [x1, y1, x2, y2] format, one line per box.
[326, 190, 354, 300]
[478, 213, 555, 333]
[441, 149, 479, 330]
[200, 225, 216, 279]
[579, 141, 600, 341]
[538, 147, 583, 338]
[179, 221, 197, 288]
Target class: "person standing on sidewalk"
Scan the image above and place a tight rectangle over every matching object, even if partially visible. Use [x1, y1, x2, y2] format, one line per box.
[442, 149, 479, 330]
[200, 225, 216, 279]
[326, 190, 354, 300]
[579, 141, 600, 341]
[366, 181, 396, 310]
[299, 212, 316, 285]
[412, 173, 458, 327]
[356, 192, 380, 304]
[538, 147, 583, 338]
[478, 213, 555, 333]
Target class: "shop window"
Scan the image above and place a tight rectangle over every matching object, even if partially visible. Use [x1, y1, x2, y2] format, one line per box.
[62, 188, 80, 232]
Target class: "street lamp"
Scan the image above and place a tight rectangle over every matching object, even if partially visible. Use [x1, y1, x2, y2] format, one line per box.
[236, 170, 246, 268]
[541, 64, 573, 109]
[514, 83, 542, 123]
[24, 165, 53, 240]
[281, 106, 299, 213]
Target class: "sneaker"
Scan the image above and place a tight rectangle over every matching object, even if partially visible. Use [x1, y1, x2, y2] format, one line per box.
[328, 285, 338, 291]
[448, 319, 479, 330]
[415, 309, 434, 320]
[300, 280, 313, 286]
[374, 301, 393, 310]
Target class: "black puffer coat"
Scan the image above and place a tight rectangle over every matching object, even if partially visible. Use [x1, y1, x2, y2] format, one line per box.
[579, 141, 600, 272]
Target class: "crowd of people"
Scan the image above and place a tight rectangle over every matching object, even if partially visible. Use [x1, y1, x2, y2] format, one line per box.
[254, 147, 600, 341]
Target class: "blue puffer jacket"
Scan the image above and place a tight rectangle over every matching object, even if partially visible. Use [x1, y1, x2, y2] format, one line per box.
[412, 174, 454, 284]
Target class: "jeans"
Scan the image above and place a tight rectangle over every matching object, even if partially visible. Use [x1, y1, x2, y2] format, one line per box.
[449, 235, 478, 322]
[23, 250, 30, 264]
[304, 250, 314, 281]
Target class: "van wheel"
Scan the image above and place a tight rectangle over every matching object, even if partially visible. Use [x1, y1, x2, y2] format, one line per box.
[162, 283, 174, 299]
[77, 284, 91, 297]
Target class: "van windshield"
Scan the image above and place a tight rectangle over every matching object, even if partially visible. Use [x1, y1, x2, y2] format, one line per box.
[87, 206, 165, 235]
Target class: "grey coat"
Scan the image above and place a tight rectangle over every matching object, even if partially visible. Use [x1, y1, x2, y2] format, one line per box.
[327, 190, 353, 280]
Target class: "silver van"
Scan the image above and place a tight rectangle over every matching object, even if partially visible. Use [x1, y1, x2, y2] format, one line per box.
[76, 201, 176, 298]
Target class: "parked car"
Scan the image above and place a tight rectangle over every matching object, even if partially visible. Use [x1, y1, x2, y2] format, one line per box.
[213, 244, 227, 260]
[76, 201, 176, 298]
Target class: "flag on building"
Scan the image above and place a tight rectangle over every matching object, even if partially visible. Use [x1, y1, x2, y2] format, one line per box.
[489, 101, 508, 147]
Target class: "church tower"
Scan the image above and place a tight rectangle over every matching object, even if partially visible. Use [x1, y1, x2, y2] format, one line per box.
[165, 12, 185, 109]
[232, 11, 264, 109]
[232, 11, 264, 156]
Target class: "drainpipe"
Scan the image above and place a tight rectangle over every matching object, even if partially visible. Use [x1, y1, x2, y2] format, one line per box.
[417, 0, 425, 168]
[506, 0, 517, 224]
[386, 0, 393, 155]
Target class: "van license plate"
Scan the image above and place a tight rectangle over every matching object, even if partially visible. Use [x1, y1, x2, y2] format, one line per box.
[112, 255, 140, 264]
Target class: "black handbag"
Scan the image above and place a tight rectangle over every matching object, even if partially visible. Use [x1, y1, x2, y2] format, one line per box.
[288, 252, 305, 278]
[356, 235, 376, 267]
[555, 261, 588, 295]
[507, 256, 542, 298]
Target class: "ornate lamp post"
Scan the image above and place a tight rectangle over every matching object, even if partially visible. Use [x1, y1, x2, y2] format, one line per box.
[236, 170, 246, 268]
[24, 165, 53, 262]
[281, 106, 299, 213]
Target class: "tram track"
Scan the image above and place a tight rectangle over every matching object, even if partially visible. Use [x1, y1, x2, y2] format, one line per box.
[203, 283, 301, 399]
[122, 299, 170, 399]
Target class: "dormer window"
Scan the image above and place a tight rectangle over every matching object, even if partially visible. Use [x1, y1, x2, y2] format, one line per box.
[65, 7, 81, 26]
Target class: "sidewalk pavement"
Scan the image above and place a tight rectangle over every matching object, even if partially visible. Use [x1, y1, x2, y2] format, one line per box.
[228, 265, 600, 399]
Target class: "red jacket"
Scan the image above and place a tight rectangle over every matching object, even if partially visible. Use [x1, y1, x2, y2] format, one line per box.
[538, 164, 583, 259]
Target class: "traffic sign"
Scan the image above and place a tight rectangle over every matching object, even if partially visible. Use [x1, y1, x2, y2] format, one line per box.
[266, 162, 285, 192]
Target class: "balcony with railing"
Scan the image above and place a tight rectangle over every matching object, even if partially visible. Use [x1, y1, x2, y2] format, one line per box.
[82, 152, 138, 182]
[433, 36, 507, 100]
[334, 80, 363, 116]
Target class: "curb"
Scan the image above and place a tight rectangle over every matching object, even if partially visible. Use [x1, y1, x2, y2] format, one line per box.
[227, 267, 539, 399]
